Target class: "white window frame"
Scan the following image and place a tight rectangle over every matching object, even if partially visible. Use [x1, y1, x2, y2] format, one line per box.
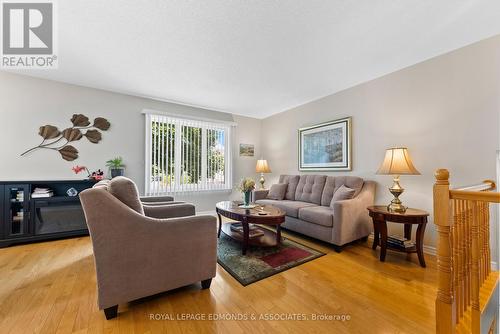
[143, 109, 235, 195]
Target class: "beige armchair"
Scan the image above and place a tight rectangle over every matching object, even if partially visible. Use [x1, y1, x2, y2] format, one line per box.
[79, 177, 217, 320]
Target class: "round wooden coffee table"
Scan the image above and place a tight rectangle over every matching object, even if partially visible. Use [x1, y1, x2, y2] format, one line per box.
[216, 201, 286, 255]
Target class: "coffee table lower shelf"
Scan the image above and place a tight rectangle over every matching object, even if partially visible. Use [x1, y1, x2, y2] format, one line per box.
[221, 223, 281, 248]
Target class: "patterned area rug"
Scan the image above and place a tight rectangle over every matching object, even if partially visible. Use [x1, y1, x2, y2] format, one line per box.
[217, 233, 325, 286]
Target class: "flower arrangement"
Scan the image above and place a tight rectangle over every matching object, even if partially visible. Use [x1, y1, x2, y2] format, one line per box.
[238, 178, 256, 207]
[72, 165, 105, 180]
[237, 178, 256, 193]
[72, 165, 90, 176]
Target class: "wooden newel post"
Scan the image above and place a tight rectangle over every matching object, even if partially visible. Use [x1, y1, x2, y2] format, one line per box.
[434, 169, 456, 334]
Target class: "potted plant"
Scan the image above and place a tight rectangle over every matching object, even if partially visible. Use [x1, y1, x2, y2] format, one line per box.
[106, 157, 125, 178]
[237, 178, 256, 208]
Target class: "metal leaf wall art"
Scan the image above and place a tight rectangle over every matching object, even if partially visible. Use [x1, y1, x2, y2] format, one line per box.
[20, 114, 111, 161]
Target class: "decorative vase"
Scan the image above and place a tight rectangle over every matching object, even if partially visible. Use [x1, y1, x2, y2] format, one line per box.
[110, 168, 124, 178]
[243, 191, 251, 206]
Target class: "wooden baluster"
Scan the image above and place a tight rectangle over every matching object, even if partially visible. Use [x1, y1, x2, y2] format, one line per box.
[458, 199, 465, 318]
[480, 202, 485, 284]
[465, 198, 472, 306]
[470, 200, 481, 333]
[479, 202, 488, 288]
[452, 200, 459, 322]
[434, 169, 456, 334]
[461, 200, 467, 315]
[485, 202, 491, 276]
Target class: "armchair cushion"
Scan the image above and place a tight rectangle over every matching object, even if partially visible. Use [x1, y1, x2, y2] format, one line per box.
[107, 176, 144, 215]
[267, 183, 288, 200]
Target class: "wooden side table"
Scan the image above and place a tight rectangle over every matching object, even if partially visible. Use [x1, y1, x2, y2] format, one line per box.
[367, 206, 429, 268]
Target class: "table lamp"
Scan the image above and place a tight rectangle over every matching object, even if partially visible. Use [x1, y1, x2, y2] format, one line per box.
[255, 159, 271, 189]
[376, 147, 420, 213]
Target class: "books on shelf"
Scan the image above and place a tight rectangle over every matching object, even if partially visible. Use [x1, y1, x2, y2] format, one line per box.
[230, 223, 264, 238]
[32, 187, 54, 198]
[12, 191, 25, 202]
[12, 210, 24, 222]
[387, 235, 415, 249]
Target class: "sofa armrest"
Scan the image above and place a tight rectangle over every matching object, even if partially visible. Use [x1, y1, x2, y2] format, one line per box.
[253, 189, 269, 201]
[143, 202, 196, 218]
[332, 181, 376, 245]
[140, 195, 175, 203]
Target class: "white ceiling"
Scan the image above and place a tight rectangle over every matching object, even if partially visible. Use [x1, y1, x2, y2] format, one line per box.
[8, 1, 500, 118]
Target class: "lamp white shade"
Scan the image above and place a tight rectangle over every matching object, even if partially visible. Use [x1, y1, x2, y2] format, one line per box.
[255, 159, 271, 173]
[376, 147, 420, 175]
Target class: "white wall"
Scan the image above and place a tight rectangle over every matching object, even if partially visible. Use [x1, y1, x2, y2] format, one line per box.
[261, 36, 500, 255]
[1, 36, 498, 256]
[0, 72, 262, 212]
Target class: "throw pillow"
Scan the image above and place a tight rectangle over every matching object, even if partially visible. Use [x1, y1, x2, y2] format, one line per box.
[267, 183, 288, 200]
[330, 184, 356, 208]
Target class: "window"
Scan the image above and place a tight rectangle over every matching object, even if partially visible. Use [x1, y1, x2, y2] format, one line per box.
[144, 111, 233, 195]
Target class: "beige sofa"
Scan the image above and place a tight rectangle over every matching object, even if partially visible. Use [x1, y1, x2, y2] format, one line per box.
[254, 175, 376, 252]
[79, 177, 217, 319]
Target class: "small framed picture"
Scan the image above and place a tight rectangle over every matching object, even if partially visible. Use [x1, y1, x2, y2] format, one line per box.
[298, 117, 352, 171]
[239, 144, 254, 157]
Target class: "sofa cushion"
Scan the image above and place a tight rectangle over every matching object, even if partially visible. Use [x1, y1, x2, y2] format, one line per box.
[108, 176, 144, 215]
[278, 175, 300, 200]
[255, 199, 316, 218]
[267, 183, 288, 200]
[295, 175, 326, 205]
[321, 176, 364, 206]
[329, 185, 356, 209]
[298, 206, 334, 227]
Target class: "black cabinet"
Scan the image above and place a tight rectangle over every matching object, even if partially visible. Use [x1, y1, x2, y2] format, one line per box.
[3, 184, 31, 238]
[33, 197, 87, 235]
[0, 180, 96, 247]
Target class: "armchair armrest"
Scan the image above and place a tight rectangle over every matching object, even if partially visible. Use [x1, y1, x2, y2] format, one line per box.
[253, 189, 269, 201]
[143, 202, 195, 218]
[140, 195, 174, 203]
[332, 181, 376, 245]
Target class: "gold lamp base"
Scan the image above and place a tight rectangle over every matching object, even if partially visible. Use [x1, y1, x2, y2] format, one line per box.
[259, 173, 266, 189]
[387, 175, 407, 213]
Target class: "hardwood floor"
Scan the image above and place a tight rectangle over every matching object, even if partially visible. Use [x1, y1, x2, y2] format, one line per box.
[0, 230, 437, 334]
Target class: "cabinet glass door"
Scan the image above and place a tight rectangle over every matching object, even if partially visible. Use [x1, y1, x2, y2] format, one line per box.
[4, 184, 30, 237]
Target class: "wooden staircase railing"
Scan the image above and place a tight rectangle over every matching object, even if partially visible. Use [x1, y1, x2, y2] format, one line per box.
[434, 169, 499, 334]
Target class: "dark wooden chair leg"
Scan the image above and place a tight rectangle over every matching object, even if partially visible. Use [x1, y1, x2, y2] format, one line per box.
[333, 245, 343, 253]
[104, 305, 118, 320]
[201, 278, 212, 289]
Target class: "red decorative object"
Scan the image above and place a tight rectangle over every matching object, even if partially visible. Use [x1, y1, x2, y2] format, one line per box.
[72, 166, 104, 180]
[72, 165, 90, 176]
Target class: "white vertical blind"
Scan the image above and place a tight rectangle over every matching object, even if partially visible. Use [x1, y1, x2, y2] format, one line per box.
[145, 113, 233, 195]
